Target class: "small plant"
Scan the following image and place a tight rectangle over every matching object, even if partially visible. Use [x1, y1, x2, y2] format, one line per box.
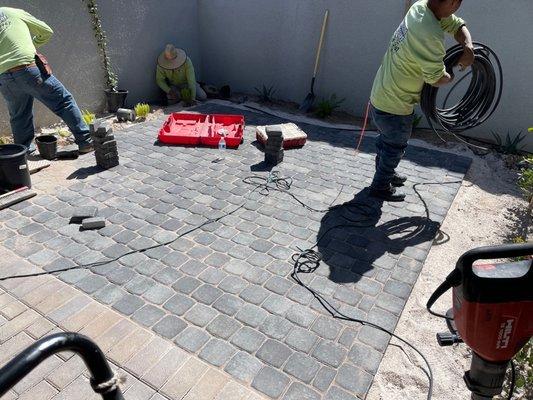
[0, 136, 11, 145]
[518, 155, 533, 216]
[413, 114, 423, 129]
[254, 85, 277, 103]
[57, 129, 71, 138]
[134, 103, 150, 120]
[314, 94, 345, 119]
[81, 110, 95, 125]
[179, 88, 193, 105]
[491, 130, 527, 154]
[496, 339, 532, 400]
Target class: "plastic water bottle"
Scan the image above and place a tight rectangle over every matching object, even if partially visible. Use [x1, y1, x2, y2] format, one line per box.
[218, 129, 227, 151]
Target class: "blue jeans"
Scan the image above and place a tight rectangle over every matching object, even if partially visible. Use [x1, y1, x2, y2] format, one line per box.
[370, 105, 414, 189]
[0, 66, 91, 150]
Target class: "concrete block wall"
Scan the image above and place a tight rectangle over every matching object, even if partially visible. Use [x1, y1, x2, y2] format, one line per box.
[0, 0, 531, 151]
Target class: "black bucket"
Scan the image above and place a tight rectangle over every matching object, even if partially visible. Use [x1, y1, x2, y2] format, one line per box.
[0, 144, 32, 190]
[105, 89, 129, 113]
[35, 135, 58, 160]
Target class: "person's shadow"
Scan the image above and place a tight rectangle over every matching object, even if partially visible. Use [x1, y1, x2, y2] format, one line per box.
[317, 188, 441, 284]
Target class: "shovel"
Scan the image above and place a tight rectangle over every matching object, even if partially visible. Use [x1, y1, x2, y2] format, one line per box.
[299, 9, 329, 112]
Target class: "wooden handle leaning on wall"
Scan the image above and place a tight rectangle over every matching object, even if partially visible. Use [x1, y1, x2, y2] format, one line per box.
[313, 9, 329, 78]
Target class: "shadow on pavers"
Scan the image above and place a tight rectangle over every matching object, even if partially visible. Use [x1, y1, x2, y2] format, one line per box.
[66, 165, 102, 180]
[318, 189, 440, 285]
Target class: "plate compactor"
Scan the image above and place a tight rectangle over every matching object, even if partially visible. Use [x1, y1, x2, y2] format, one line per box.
[427, 242, 532, 399]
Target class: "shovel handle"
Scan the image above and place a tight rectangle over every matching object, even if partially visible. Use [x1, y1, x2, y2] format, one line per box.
[312, 9, 329, 78]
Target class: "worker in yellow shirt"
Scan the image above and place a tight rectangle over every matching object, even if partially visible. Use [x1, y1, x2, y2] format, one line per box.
[0, 7, 93, 153]
[369, 0, 474, 201]
[156, 44, 206, 105]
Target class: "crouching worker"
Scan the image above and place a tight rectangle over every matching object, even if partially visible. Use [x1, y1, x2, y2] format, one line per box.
[156, 44, 207, 105]
[0, 7, 93, 153]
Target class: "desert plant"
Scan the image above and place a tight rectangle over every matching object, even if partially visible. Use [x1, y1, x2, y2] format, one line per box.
[82, 0, 118, 91]
[57, 129, 71, 138]
[314, 94, 345, 119]
[491, 130, 527, 154]
[413, 114, 423, 129]
[180, 88, 193, 105]
[81, 110, 95, 125]
[134, 103, 150, 120]
[496, 339, 532, 400]
[518, 156, 533, 215]
[254, 85, 277, 103]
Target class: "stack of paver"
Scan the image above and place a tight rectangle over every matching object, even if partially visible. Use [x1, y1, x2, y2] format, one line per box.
[264, 125, 284, 166]
[90, 122, 119, 169]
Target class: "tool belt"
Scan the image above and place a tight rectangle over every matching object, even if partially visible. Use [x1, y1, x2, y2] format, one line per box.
[35, 53, 52, 78]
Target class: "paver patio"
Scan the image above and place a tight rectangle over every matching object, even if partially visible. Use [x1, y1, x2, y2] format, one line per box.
[0, 103, 471, 399]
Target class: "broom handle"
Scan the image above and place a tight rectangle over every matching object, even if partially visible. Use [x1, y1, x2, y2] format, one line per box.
[312, 9, 329, 78]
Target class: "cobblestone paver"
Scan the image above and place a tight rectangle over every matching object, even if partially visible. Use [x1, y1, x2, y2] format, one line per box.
[0, 247, 264, 400]
[0, 103, 470, 399]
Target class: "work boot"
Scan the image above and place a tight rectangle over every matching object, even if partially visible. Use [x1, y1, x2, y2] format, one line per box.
[78, 143, 94, 154]
[369, 185, 405, 202]
[391, 172, 407, 187]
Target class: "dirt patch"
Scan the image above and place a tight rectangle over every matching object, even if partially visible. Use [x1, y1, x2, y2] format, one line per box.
[367, 144, 530, 400]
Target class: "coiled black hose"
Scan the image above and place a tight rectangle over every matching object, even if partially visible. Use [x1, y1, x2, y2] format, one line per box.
[420, 42, 503, 147]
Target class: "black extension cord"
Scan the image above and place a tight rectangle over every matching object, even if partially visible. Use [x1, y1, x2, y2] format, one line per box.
[0, 171, 465, 400]
[420, 42, 503, 151]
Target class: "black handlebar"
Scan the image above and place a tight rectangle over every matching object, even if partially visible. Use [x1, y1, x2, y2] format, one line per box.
[0, 332, 124, 400]
[456, 242, 533, 277]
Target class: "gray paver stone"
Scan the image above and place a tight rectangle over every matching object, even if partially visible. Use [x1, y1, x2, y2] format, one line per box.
[312, 341, 347, 368]
[191, 284, 223, 305]
[224, 351, 263, 384]
[284, 353, 321, 383]
[112, 293, 145, 315]
[231, 327, 266, 354]
[199, 338, 236, 367]
[163, 293, 194, 315]
[174, 326, 210, 353]
[206, 314, 241, 339]
[335, 364, 373, 397]
[152, 315, 187, 339]
[283, 383, 321, 400]
[313, 366, 337, 392]
[256, 339, 293, 368]
[285, 327, 319, 353]
[184, 304, 217, 327]
[252, 366, 290, 399]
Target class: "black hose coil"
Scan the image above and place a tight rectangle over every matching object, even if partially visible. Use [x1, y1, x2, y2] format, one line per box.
[421, 42, 503, 136]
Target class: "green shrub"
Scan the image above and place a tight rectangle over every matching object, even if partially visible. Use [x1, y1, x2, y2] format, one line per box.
[314, 94, 345, 119]
[413, 114, 423, 129]
[81, 110, 95, 125]
[134, 103, 150, 120]
[180, 88, 193, 105]
[491, 130, 527, 154]
[496, 339, 532, 399]
[254, 85, 277, 103]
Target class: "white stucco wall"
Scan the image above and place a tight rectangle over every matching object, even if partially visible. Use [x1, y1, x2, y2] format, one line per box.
[0, 0, 200, 135]
[197, 0, 533, 151]
[1, 0, 531, 151]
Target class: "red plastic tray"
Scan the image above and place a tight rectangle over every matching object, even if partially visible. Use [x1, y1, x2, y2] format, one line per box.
[158, 113, 244, 148]
[158, 113, 206, 145]
[200, 114, 244, 149]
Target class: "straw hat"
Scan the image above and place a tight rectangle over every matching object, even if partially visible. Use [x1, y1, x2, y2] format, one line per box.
[157, 44, 187, 70]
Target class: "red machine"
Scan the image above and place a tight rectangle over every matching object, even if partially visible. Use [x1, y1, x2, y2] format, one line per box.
[427, 242, 533, 399]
